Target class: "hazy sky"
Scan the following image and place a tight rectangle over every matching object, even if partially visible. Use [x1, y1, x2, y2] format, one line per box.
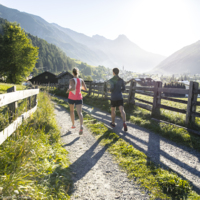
[1, 0, 200, 56]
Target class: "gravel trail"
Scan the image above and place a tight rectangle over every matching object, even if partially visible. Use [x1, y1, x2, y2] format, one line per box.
[54, 96, 200, 194]
[54, 103, 150, 200]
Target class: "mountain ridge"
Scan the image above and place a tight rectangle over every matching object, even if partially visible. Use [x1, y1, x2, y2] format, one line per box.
[150, 40, 200, 74]
[0, 4, 165, 71]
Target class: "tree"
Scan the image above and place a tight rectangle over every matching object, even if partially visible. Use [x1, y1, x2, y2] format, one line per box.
[85, 76, 93, 81]
[0, 22, 38, 83]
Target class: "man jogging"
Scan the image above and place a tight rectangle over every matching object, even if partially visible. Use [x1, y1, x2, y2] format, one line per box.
[108, 68, 127, 131]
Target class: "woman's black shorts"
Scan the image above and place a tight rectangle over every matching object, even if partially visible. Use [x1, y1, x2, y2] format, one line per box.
[68, 99, 83, 105]
[111, 99, 123, 107]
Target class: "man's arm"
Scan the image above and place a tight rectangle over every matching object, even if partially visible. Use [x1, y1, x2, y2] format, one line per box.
[121, 79, 125, 92]
[109, 80, 115, 92]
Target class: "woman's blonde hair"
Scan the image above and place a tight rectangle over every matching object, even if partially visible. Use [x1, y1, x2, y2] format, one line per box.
[72, 68, 79, 76]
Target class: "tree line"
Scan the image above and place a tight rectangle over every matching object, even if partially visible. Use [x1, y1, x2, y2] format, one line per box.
[0, 18, 76, 83]
[27, 34, 75, 76]
[75, 61, 107, 81]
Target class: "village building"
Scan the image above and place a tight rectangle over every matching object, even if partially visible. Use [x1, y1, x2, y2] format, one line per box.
[56, 71, 73, 86]
[29, 71, 58, 84]
[126, 78, 155, 86]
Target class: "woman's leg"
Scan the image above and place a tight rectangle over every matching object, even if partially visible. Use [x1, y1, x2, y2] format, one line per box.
[69, 104, 75, 126]
[76, 104, 83, 128]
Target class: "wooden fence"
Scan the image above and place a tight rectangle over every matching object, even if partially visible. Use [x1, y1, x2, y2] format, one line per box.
[0, 86, 39, 145]
[85, 81, 200, 126]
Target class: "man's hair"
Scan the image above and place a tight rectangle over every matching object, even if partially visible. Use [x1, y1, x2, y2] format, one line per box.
[113, 68, 119, 75]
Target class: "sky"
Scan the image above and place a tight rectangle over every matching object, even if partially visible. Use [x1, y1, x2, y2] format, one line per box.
[1, 0, 200, 57]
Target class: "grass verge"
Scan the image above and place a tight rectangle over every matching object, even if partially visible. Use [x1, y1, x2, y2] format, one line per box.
[52, 96, 200, 200]
[0, 92, 71, 199]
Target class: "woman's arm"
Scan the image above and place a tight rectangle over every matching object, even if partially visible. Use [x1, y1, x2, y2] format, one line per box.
[82, 80, 88, 91]
[66, 79, 75, 93]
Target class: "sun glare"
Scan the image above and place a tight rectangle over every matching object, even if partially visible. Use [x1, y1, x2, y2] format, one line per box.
[126, 0, 192, 55]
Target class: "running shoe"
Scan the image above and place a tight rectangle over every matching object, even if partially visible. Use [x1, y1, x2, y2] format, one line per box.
[79, 127, 83, 135]
[71, 125, 76, 129]
[123, 122, 127, 131]
[110, 122, 116, 127]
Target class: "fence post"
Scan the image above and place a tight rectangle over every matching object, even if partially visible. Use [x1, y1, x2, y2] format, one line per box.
[88, 82, 92, 95]
[104, 82, 107, 99]
[28, 88, 31, 110]
[7, 86, 17, 123]
[34, 86, 38, 107]
[185, 81, 199, 125]
[152, 81, 162, 116]
[128, 80, 135, 104]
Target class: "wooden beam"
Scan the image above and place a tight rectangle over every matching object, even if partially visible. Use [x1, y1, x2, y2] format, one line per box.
[191, 112, 200, 118]
[135, 90, 154, 97]
[161, 96, 188, 104]
[196, 89, 200, 94]
[134, 101, 152, 111]
[158, 88, 189, 95]
[186, 81, 199, 125]
[0, 89, 39, 108]
[152, 81, 162, 115]
[158, 104, 186, 114]
[7, 86, 17, 122]
[0, 105, 37, 145]
[128, 80, 133, 104]
[132, 86, 155, 91]
[134, 97, 153, 105]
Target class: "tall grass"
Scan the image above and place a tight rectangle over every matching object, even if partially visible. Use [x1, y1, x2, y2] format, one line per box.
[0, 92, 71, 199]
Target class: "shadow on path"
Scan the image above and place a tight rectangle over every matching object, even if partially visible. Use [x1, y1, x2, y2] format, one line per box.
[82, 105, 200, 193]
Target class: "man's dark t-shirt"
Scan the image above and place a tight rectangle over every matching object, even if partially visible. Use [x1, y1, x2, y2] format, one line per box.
[109, 75, 125, 101]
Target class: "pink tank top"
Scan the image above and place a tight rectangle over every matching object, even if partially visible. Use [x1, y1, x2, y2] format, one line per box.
[68, 78, 83, 100]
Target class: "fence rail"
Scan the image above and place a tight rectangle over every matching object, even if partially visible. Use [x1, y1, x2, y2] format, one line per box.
[85, 80, 200, 127]
[0, 86, 39, 145]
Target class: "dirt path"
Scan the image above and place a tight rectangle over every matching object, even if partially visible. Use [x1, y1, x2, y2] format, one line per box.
[54, 103, 150, 200]
[54, 96, 200, 194]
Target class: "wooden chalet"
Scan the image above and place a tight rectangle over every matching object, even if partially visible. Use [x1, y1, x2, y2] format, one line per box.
[29, 71, 58, 84]
[56, 71, 73, 85]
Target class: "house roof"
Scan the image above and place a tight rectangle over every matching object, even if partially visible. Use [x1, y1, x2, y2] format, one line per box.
[56, 71, 73, 79]
[30, 71, 57, 80]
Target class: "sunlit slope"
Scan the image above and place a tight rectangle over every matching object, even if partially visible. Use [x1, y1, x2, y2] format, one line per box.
[151, 40, 200, 74]
[0, 4, 165, 71]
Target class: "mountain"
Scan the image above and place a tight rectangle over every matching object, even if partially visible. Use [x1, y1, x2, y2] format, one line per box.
[0, 4, 165, 72]
[151, 41, 200, 75]
[0, 18, 75, 75]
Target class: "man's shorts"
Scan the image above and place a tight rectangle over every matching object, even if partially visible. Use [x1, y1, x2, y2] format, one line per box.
[68, 99, 83, 105]
[111, 99, 123, 107]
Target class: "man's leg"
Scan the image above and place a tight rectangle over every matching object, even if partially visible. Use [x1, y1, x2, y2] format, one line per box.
[119, 106, 126, 122]
[119, 105, 127, 131]
[111, 107, 116, 124]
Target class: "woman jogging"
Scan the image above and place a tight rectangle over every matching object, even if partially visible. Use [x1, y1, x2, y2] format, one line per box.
[66, 68, 87, 135]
